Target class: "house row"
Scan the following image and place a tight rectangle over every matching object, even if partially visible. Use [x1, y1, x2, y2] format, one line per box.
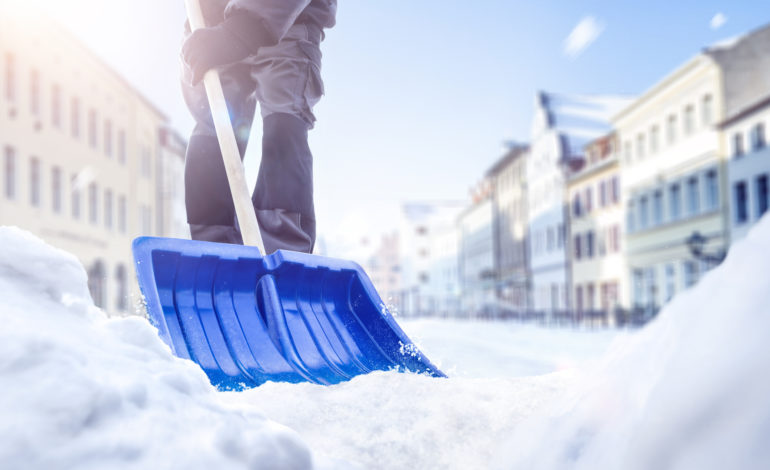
[378, 22, 770, 321]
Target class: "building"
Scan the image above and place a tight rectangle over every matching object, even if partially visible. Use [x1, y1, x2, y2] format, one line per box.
[614, 24, 770, 313]
[486, 143, 530, 315]
[364, 231, 402, 313]
[396, 201, 464, 317]
[722, 94, 770, 244]
[426, 220, 461, 318]
[567, 132, 626, 322]
[458, 181, 495, 318]
[527, 91, 631, 318]
[158, 127, 189, 240]
[0, 6, 185, 315]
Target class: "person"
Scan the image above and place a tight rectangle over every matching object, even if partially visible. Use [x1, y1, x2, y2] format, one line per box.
[180, 0, 337, 254]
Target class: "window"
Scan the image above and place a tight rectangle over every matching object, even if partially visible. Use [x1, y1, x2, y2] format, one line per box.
[611, 176, 619, 204]
[557, 223, 565, 248]
[71, 97, 80, 138]
[683, 260, 698, 288]
[4, 146, 16, 200]
[687, 176, 700, 215]
[141, 146, 152, 178]
[104, 120, 113, 157]
[117, 130, 126, 164]
[751, 123, 766, 151]
[4, 53, 16, 102]
[118, 195, 127, 233]
[705, 169, 719, 210]
[702, 94, 713, 126]
[734, 181, 748, 224]
[610, 225, 620, 253]
[71, 175, 81, 219]
[653, 190, 663, 225]
[636, 134, 646, 159]
[87, 260, 106, 309]
[586, 283, 595, 310]
[667, 114, 678, 144]
[733, 133, 744, 158]
[639, 196, 649, 229]
[586, 231, 595, 258]
[115, 265, 128, 312]
[627, 201, 636, 232]
[30, 68, 40, 116]
[104, 189, 113, 229]
[670, 183, 681, 220]
[665, 264, 676, 302]
[29, 157, 41, 207]
[584, 187, 593, 213]
[88, 109, 98, 148]
[757, 175, 769, 218]
[51, 84, 62, 128]
[599, 180, 607, 207]
[574, 234, 582, 260]
[633, 269, 644, 308]
[51, 166, 62, 213]
[683, 105, 695, 136]
[624, 141, 632, 163]
[650, 125, 659, 154]
[89, 182, 98, 224]
[572, 194, 581, 217]
[575, 286, 584, 313]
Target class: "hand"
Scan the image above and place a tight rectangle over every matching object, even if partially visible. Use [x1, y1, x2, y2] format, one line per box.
[182, 24, 251, 85]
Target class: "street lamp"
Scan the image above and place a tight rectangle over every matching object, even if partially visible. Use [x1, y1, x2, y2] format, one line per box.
[685, 231, 726, 265]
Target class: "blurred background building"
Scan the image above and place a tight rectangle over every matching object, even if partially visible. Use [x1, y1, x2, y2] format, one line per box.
[0, 6, 186, 315]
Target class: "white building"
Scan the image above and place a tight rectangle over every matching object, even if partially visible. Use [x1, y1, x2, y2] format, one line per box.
[397, 201, 464, 317]
[527, 91, 631, 317]
[615, 24, 770, 313]
[458, 182, 495, 318]
[723, 95, 770, 244]
[0, 5, 185, 315]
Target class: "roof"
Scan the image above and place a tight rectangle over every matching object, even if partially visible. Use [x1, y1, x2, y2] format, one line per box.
[485, 143, 529, 177]
[538, 91, 634, 159]
[718, 94, 770, 129]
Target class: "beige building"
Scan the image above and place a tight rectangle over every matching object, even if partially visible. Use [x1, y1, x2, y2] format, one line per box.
[0, 6, 186, 315]
[613, 24, 770, 312]
[567, 133, 626, 319]
[487, 144, 530, 314]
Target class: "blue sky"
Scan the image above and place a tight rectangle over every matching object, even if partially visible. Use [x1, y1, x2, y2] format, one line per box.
[42, 0, 770, 257]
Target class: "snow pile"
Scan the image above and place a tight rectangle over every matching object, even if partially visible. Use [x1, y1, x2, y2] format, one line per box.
[500, 215, 770, 470]
[0, 227, 313, 469]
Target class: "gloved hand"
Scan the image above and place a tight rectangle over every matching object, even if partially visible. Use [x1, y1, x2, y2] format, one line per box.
[182, 12, 272, 85]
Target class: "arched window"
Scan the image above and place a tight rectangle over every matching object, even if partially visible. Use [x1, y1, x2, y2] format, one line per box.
[87, 260, 106, 308]
[115, 264, 128, 312]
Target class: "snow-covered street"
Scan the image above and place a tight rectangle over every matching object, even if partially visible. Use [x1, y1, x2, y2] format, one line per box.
[2, 217, 770, 469]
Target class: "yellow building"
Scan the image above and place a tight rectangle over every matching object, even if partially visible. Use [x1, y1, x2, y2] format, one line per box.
[0, 6, 185, 315]
[567, 133, 626, 321]
[613, 24, 770, 313]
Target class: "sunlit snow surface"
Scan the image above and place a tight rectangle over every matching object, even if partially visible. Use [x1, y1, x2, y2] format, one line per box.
[2, 216, 770, 469]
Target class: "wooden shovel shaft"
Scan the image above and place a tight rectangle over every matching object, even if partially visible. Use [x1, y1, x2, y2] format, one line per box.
[184, 0, 265, 252]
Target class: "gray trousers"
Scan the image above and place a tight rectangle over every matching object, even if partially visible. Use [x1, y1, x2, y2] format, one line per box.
[182, 24, 324, 254]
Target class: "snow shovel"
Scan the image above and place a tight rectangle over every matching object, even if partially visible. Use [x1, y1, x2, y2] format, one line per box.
[132, 0, 444, 390]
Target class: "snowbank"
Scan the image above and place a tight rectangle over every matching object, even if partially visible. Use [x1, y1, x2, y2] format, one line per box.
[2, 214, 770, 469]
[0, 227, 313, 470]
[499, 215, 770, 470]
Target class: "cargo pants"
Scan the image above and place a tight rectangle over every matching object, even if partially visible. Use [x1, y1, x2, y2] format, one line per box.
[181, 23, 324, 254]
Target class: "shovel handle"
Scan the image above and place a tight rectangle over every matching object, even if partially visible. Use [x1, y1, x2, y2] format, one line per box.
[184, 0, 265, 252]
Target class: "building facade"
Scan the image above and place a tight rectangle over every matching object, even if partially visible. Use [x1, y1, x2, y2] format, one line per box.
[458, 181, 495, 318]
[0, 7, 185, 315]
[723, 95, 770, 244]
[615, 25, 770, 314]
[567, 133, 627, 321]
[487, 144, 530, 315]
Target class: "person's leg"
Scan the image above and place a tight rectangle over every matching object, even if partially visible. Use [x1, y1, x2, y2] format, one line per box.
[181, 61, 257, 243]
[250, 25, 325, 254]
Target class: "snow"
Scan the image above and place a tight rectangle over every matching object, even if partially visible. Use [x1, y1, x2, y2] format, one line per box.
[2, 214, 770, 469]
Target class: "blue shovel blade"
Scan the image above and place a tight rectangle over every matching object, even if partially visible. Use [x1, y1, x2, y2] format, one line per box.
[132, 237, 445, 390]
